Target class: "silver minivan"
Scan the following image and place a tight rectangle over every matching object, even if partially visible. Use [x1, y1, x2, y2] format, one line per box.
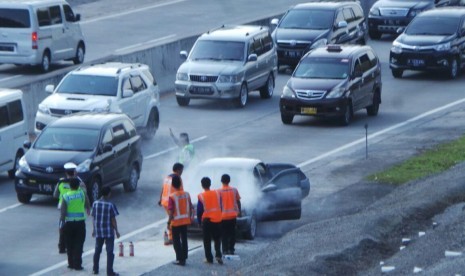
[0, 0, 85, 72]
[0, 89, 28, 179]
[175, 25, 278, 108]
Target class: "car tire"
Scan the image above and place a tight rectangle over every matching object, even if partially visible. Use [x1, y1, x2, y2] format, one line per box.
[88, 177, 101, 203]
[366, 91, 380, 116]
[281, 113, 294, 124]
[73, 43, 85, 65]
[142, 108, 159, 140]
[340, 101, 353, 126]
[8, 151, 23, 179]
[368, 30, 381, 40]
[40, 51, 51, 72]
[243, 213, 257, 240]
[123, 164, 139, 192]
[17, 192, 32, 204]
[176, 96, 190, 106]
[259, 74, 274, 99]
[447, 58, 459, 79]
[235, 83, 248, 108]
[392, 69, 403, 78]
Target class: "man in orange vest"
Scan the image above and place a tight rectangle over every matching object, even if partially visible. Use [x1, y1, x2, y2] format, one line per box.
[168, 174, 193, 266]
[158, 163, 184, 244]
[197, 177, 223, 265]
[218, 174, 241, 255]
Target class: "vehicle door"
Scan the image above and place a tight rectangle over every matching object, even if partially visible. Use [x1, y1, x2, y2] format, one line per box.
[62, 4, 81, 58]
[118, 74, 140, 125]
[36, 5, 67, 59]
[331, 9, 350, 44]
[244, 37, 262, 90]
[255, 33, 275, 88]
[256, 166, 303, 221]
[357, 52, 377, 108]
[459, 19, 465, 67]
[348, 57, 364, 110]
[128, 75, 149, 126]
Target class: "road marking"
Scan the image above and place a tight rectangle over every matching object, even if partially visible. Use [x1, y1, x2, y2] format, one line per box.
[0, 74, 23, 83]
[297, 97, 465, 168]
[114, 34, 177, 53]
[81, 0, 187, 24]
[0, 203, 21, 213]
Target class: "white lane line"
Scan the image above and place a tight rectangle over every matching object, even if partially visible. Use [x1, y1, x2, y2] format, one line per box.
[297, 97, 465, 168]
[0, 203, 21, 213]
[81, 0, 187, 24]
[144, 135, 208, 160]
[0, 74, 24, 83]
[114, 34, 177, 53]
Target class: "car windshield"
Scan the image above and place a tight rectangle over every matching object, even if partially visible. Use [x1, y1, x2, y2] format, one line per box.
[189, 40, 245, 61]
[279, 9, 334, 30]
[406, 16, 459, 36]
[0, 9, 30, 28]
[294, 57, 350, 79]
[34, 127, 100, 151]
[56, 75, 118, 96]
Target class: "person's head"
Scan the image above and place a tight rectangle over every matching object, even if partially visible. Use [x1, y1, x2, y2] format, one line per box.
[69, 177, 80, 190]
[171, 175, 182, 190]
[180, 133, 189, 145]
[172, 162, 184, 175]
[201, 177, 211, 190]
[63, 162, 77, 177]
[221, 174, 230, 185]
[101, 186, 111, 198]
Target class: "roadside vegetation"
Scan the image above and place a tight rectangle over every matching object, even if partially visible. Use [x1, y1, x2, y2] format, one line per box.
[367, 136, 465, 185]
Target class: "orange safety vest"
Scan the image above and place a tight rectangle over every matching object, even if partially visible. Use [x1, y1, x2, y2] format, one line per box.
[161, 174, 184, 207]
[198, 190, 222, 223]
[219, 186, 240, 220]
[170, 191, 192, 227]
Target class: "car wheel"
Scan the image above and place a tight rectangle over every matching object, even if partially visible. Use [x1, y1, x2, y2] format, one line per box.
[366, 91, 380, 116]
[281, 113, 294, 124]
[89, 177, 101, 203]
[123, 164, 139, 192]
[259, 74, 274, 99]
[142, 108, 159, 140]
[243, 213, 257, 240]
[8, 151, 23, 179]
[40, 51, 50, 72]
[176, 96, 190, 106]
[235, 83, 248, 108]
[340, 101, 353, 126]
[368, 30, 381, 40]
[392, 69, 403, 78]
[17, 192, 32, 203]
[73, 43, 85, 65]
[447, 58, 459, 79]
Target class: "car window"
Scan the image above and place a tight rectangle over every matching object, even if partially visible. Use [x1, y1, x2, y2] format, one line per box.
[261, 32, 273, 53]
[271, 171, 300, 189]
[7, 100, 24, 124]
[343, 8, 354, 23]
[335, 10, 345, 24]
[253, 163, 268, 185]
[406, 16, 460, 36]
[294, 57, 350, 79]
[34, 127, 100, 151]
[63, 4, 75, 22]
[111, 123, 129, 145]
[37, 7, 51, 27]
[359, 54, 372, 72]
[251, 37, 263, 56]
[367, 50, 378, 67]
[57, 75, 118, 96]
[0, 8, 31, 28]
[279, 9, 334, 30]
[129, 76, 147, 93]
[49, 5, 62, 25]
[352, 5, 364, 20]
[0, 105, 8, 128]
[354, 59, 362, 75]
[142, 69, 157, 85]
[123, 119, 137, 138]
[190, 40, 245, 61]
[102, 129, 113, 146]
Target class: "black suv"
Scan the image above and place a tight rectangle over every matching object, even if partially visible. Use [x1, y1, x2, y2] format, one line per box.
[271, 1, 367, 68]
[389, 8, 465, 79]
[15, 113, 143, 203]
[280, 45, 382, 125]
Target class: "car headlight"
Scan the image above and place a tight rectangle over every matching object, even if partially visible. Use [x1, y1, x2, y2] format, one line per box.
[391, 40, 403, 54]
[18, 156, 31, 173]
[326, 87, 346, 99]
[176, 72, 188, 81]
[76, 159, 92, 173]
[310, 38, 327, 50]
[281, 86, 296, 98]
[217, 75, 239, 83]
[369, 7, 380, 16]
[38, 104, 50, 115]
[434, 42, 451, 52]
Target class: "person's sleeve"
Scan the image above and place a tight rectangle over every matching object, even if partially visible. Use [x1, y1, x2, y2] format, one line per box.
[197, 200, 204, 225]
[111, 203, 119, 217]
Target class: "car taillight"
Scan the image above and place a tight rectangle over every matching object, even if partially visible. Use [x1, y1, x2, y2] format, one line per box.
[32, 32, 38, 49]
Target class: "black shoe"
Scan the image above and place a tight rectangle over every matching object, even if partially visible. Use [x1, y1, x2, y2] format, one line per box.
[216, 257, 223, 265]
[172, 260, 185, 266]
[74, 266, 84, 271]
[107, 272, 119, 276]
[92, 270, 98, 274]
[204, 258, 213, 264]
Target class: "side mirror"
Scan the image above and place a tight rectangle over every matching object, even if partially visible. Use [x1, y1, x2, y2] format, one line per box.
[122, 89, 134, 98]
[270, 18, 279, 26]
[180, 51, 188, 60]
[337, 20, 348, 29]
[262, 183, 278, 193]
[75, 14, 81, 22]
[396, 27, 405, 34]
[45, 84, 54, 94]
[247, 53, 258, 62]
[23, 141, 31, 149]
[102, 143, 113, 153]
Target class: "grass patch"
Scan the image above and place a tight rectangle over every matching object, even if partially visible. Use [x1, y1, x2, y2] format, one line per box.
[367, 136, 465, 185]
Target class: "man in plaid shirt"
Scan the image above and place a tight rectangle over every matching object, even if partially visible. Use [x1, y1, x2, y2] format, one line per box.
[91, 187, 120, 276]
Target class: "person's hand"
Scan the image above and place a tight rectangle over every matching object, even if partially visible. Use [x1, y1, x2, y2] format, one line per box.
[158, 200, 162, 206]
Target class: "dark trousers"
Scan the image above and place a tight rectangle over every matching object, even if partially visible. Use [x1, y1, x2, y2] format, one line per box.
[172, 225, 188, 263]
[202, 219, 222, 262]
[64, 220, 86, 269]
[221, 218, 237, 254]
[59, 229, 66, 252]
[93, 237, 115, 274]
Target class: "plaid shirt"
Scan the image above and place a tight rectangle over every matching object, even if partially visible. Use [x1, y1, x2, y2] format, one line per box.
[91, 199, 119, 238]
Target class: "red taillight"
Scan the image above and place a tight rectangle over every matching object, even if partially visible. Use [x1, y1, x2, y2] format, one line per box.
[32, 32, 38, 49]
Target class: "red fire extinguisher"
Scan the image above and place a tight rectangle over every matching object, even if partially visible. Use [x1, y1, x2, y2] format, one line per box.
[129, 241, 134, 257]
[118, 242, 124, 257]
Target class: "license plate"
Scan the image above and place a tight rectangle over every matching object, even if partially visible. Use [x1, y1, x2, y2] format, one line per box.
[286, 51, 300, 58]
[409, 59, 425, 67]
[190, 87, 211, 93]
[301, 107, 317, 115]
[39, 184, 53, 192]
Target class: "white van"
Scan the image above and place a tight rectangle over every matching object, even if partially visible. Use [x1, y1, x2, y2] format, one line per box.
[0, 89, 28, 179]
[0, 0, 85, 72]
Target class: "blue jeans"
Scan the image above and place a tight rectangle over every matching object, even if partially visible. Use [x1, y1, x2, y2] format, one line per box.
[93, 236, 115, 275]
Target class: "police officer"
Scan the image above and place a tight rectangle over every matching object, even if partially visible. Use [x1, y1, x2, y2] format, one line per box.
[169, 128, 195, 167]
[60, 178, 87, 270]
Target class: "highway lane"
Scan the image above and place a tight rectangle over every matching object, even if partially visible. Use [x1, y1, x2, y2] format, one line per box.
[2, 33, 465, 274]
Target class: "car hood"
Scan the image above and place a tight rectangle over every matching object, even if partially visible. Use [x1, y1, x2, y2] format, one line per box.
[41, 93, 114, 110]
[26, 148, 93, 167]
[372, 0, 431, 9]
[274, 28, 329, 43]
[288, 77, 343, 91]
[397, 34, 454, 46]
[178, 60, 242, 76]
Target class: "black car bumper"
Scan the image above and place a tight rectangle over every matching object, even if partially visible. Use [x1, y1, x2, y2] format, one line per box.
[390, 50, 453, 72]
[368, 17, 413, 34]
[188, 216, 250, 233]
[280, 97, 349, 118]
